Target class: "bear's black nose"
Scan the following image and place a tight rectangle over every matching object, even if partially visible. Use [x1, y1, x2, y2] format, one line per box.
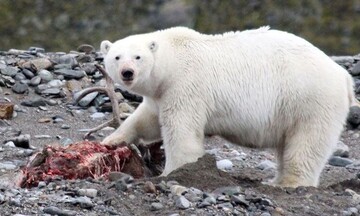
[121, 69, 134, 80]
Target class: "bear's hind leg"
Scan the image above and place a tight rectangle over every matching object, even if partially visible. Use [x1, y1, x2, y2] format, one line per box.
[274, 123, 340, 187]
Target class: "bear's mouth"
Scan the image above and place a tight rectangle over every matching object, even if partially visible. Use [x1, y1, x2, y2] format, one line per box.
[122, 78, 133, 85]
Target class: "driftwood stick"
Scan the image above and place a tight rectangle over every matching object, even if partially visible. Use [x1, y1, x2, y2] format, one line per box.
[77, 64, 122, 138]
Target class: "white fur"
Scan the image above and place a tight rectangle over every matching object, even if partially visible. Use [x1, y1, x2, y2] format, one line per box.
[101, 26, 354, 187]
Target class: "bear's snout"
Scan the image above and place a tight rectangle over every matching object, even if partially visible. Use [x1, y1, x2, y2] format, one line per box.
[121, 69, 134, 81]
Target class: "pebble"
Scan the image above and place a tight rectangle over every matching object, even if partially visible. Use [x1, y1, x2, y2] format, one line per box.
[30, 76, 41, 86]
[1, 66, 18, 77]
[216, 159, 233, 170]
[4, 141, 16, 148]
[6, 134, 31, 148]
[78, 188, 98, 198]
[170, 185, 188, 196]
[38, 181, 46, 188]
[77, 44, 95, 54]
[91, 112, 106, 120]
[76, 91, 99, 107]
[175, 196, 191, 209]
[328, 156, 353, 167]
[9, 198, 21, 207]
[12, 81, 28, 94]
[333, 141, 350, 158]
[22, 68, 35, 79]
[61, 124, 70, 129]
[38, 69, 54, 83]
[217, 202, 233, 210]
[231, 195, 249, 207]
[43, 206, 77, 216]
[212, 186, 242, 196]
[351, 61, 360, 76]
[256, 160, 277, 170]
[54, 68, 86, 79]
[144, 181, 157, 193]
[0, 193, 5, 203]
[54, 54, 78, 67]
[348, 106, 360, 127]
[48, 79, 64, 88]
[65, 196, 94, 209]
[150, 202, 164, 211]
[0, 161, 16, 170]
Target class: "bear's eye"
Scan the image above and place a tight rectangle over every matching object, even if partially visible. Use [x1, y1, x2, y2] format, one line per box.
[115, 56, 120, 60]
[135, 56, 141, 60]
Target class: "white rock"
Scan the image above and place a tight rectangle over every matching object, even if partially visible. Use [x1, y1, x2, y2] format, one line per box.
[4, 141, 15, 148]
[256, 160, 277, 170]
[216, 159, 233, 170]
[175, 196, 191, 209]
[90, 112, 105, 120]
[170, 185, 188, 196]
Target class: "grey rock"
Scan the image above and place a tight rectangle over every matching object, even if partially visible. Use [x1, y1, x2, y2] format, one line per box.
[43, 206, 77, 216]
[331, 56, 354, 64]
[175, 196, 191, 209]
[77, 44, 95, 54]
[0, 193, 5, 203]
[231, 195, 249, 207]
[4, 141, 16, 148]
[91, 112, 105, 120]
[21, 97, 47, 107]
[30, 76, 41, 86]
[14, 73, 26, 81]
[150, 202, 164, 211]
[22, 68, 35, 79]
[60, 138, 73, 146]
[260, 213, 271, 216]
[351, 62, 360, 76]
[48, 79, 64, 88]
[328, 156, 353, 167]
[217, 202, 233, 210]
[82, 63, 97, 75]
[256, 160, 277, 170]
[78, 188, 98, 198]
[203, 194, 217, 205]
[66, 196, 94, 209]
[0, 161, 16, 170]
[333, 141, 349, 158]
[38, 181, 46, 188]
[1, 66, 18, 77]
[54, 68, 85, 79]
[12, 81, 28, 94]
[348, 106, 360, 127]
[216, 159, 233, 170]
[6, 134, 31, 148]
[75, 91, 98, 107]
[42, 87, 61, 95]
[76, 54, 93, 63]
[2, 75, 15, 86]
[54, 54, 78, 67]
[198, 200, 212, 208]
[38, 69, 54, 82]
[9, 198, 21, 207]
[34, 134, 51, 139]
[212, 186, 242, 196]
[61, 124, 70, 129]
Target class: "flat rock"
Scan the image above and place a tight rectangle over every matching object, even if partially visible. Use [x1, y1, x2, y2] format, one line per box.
[175, 196, 191, 209]
[333, 141, 350, 158]
[11, 82, 28, 94]
[328, 156, 353, 167]
[1, 66, 18, 77]
[38, 69, 54, 82]
[43, 206, 77, 216]
[54, 68, 85, 79]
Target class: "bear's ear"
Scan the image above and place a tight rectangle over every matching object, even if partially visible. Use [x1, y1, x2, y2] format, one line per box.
[100, 40, 113, 55]
[149, 41, 158, 52]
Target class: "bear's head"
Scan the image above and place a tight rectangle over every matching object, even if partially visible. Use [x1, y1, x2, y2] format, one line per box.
[100, 36, 159, 97]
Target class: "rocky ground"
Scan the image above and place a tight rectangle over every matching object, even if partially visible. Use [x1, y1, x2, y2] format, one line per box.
[1, 47, 360, 216]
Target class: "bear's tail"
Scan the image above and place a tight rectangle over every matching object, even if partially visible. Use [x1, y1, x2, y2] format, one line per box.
[347, 73, 360, 107]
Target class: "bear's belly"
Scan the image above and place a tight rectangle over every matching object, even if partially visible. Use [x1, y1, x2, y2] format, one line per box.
[205, 115, 283, 149]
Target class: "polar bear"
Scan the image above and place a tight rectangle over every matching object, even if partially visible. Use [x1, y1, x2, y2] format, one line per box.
[100, 26, 354, 187]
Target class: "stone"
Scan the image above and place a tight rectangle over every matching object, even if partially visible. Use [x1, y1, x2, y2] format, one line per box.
[217, 202, 233, 210]
[54, 54, 78, 67]
[41, 88, 61, 95]
[231, 195, 249, 207]
[331, 56, 354, 64]
[82, 63, 97, 75]
[144, 181, 157, 193]
[150, 202, 164, 211]
[77, 44, 95, 54]
[90, 112, 105, 120]
[43, 206, 77, 216]
[9, 198, 21, 207]
[22, 68, 35, 79]
[328, 156, 353, 167]
[1, 66, 18, 77]
[20, 97, 47, 107]
[75, 91, 98, 107]
[0, 102, 14, 119]
[175, 196, 191, 209]
[77, 188, 98, 198]
[61, 124, 70, 129]
[6, 134, 31, 148]
[38, 181, 46, 188]
[212, 186, 242, 196]
[38, 69, 54, 83]
[48, 79, 64, 88]
[54, 68, 85, 79]
[170, 185, 188, 196]
[30, 76, 41, 86]
[14, 73, 26, 81]
[67, 196, 94, 209]
[0, 161, 16, 170]
[348, 106, 360, 128]
[60, 137, 73, 146]
[351, 61, 360, 76]
[12, 81, 28, 94]
[76, 54, 93, 63]
[119, 102, 135, 113]
[4, 141, 16, 148]
[216, 159, 233, 170]
[333, 141, 350, 158]
[256, 160, 277, 170]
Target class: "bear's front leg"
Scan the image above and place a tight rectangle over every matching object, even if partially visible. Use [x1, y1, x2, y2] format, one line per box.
[101, 97, 161, 146]
[160, 104, 206, 176]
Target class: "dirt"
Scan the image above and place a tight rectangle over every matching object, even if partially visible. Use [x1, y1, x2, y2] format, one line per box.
[1, 86, 360, 216]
